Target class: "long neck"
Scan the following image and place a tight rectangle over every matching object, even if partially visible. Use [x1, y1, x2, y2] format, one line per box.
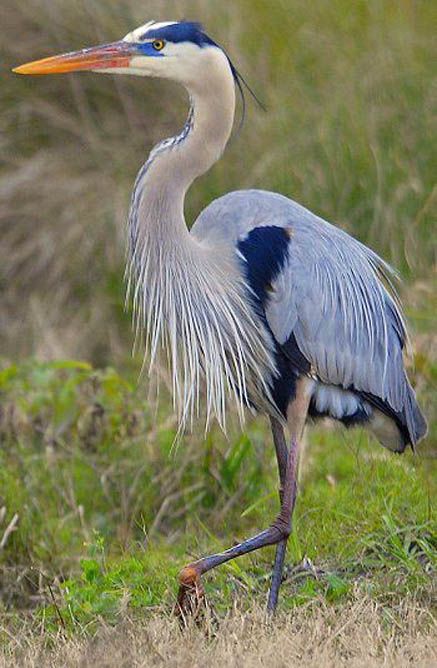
[126, 54, 276, 432]
[129, 53, 236, 248]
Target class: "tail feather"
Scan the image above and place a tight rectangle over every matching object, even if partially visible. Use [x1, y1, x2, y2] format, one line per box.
[363, 377, 427, 452]
[404, 382, 428, 449]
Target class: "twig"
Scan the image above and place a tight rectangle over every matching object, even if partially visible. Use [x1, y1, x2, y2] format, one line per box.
[0, 513, 19, 550]
[47, 581, 66, 632]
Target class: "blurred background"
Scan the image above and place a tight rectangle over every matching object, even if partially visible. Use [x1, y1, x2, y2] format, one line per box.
[1, 0, 435, 365]
[0, 0, 435, 631]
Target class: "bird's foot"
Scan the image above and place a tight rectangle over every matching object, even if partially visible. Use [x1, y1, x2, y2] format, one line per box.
[175, 564, 206, 622]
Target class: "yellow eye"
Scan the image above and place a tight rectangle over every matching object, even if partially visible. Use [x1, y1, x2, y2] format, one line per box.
[152, 39, 165, 51]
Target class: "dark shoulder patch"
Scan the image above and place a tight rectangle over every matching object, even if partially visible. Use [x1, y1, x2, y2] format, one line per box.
[237, 226, 291, 307]
[237, 225, 309, 418]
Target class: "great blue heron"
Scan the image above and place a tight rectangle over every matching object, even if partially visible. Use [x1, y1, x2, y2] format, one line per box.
[14, 20, 427, 615]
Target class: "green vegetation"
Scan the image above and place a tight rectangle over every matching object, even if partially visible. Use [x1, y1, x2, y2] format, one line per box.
[0, 359, 434, 637]
[0, 0, 435, 655]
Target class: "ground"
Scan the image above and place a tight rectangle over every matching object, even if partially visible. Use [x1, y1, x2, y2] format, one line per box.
[0, 351, 435, 665]
[2, 602, 436, 667]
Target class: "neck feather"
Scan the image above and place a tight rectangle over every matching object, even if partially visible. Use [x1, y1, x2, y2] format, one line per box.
[126, 53, 276, 431]
[130, 51, 236, 244]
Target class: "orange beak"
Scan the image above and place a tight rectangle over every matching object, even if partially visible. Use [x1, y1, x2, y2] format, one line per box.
[13, 41, 139, 75]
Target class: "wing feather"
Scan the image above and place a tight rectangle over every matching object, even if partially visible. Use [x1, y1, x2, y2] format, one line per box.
[193, 189, 425, 443]
[265, 221, 407, 413]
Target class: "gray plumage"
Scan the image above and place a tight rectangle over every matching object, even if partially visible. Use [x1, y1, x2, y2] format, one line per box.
[123, 22, 428, 451]
[193, 190, 427, 449]
[16, 17, 428, 614]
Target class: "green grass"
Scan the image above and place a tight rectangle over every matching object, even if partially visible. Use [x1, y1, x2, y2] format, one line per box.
[0, 359, 434, 637]
[0, 0, 435, 649]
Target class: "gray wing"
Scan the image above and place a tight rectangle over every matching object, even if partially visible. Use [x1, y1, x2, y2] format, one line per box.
[192, 189, 411, 417]
[265, 215, 407, 411]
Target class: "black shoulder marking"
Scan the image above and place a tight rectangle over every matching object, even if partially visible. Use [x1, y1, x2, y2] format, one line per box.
[237, 226, 304, 418]
[237, 226, 291, 307]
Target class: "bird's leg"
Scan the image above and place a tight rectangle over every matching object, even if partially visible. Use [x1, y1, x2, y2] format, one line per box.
[176, 435, 300, 617]
[267, 417, 290, 613]
[271, 416, 289, 494]
[176, 441, 299, 614]
[176, 379, 312, 617]
[267, 433, 301, 611]
[267, 378, 312, 612]
[176, 565, 206, 620]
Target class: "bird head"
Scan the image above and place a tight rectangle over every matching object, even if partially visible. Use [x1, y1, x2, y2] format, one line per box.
[13, 20, 233, 87]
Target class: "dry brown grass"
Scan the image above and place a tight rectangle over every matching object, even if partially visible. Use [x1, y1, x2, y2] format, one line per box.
[1, 598, 435, 667]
